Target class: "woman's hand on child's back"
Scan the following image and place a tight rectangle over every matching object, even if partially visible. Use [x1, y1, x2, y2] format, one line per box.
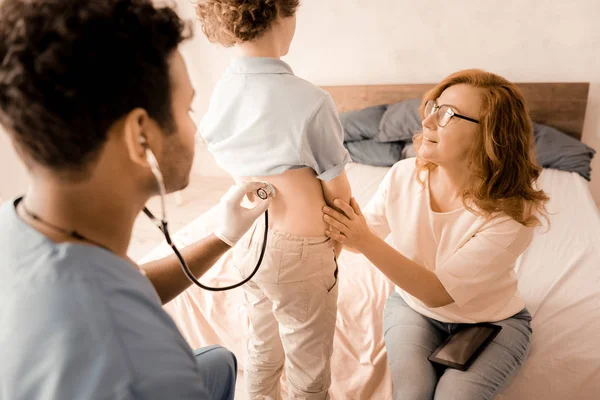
[323, 198, 374, 253]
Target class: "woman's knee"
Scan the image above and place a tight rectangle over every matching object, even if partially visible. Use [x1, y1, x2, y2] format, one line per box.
[383, 297, 444, 355]
[387, 349, 438, 400]
[383, 294, 447, 399]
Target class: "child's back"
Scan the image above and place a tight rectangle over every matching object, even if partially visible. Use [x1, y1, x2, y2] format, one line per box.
[202, 57, 351, 236]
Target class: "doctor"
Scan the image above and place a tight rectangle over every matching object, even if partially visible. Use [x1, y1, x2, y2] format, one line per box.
[0, 1, 270, 399]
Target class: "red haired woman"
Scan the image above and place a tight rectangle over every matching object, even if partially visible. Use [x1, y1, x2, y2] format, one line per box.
[323, 69, 549, 399]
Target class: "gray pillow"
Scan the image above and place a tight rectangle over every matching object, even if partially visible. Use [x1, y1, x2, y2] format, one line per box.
[339, 105, 387, 142]
[534, 123, 596, 181]
[376, 98, 422, 143]
[344, 140, 403, 167]
[339, 102, 596, 180]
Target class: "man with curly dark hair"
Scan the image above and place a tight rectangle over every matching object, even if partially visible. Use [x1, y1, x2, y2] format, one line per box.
[0, 1, 272, 399]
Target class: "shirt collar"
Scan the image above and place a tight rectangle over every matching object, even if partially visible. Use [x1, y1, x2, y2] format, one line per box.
[227, 57, 294, 75]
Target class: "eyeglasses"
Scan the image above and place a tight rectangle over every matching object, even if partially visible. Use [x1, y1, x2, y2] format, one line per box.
[424, 100, 480, 127]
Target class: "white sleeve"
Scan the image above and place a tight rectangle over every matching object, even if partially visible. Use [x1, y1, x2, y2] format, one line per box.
[435, 218, 534, 307]
[363, 169, 393, 240]
[302, 94, 352, 181]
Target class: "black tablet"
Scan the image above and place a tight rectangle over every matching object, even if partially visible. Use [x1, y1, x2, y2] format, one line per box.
[428, 323, 502, 371]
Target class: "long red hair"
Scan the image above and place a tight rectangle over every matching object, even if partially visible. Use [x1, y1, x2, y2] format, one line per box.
[414, 69, 549, 226]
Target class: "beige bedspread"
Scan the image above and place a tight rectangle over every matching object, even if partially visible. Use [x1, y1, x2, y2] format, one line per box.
[142, 164, 600, 399]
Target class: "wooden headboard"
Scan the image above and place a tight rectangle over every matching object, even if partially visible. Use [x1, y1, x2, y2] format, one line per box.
[322, 83, 590, 140]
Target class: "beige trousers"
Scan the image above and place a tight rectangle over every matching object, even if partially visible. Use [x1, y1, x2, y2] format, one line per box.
[233, 221, 339, 400]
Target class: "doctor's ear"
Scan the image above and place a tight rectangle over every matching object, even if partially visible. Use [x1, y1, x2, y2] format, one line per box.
[122, 108, 154, 166]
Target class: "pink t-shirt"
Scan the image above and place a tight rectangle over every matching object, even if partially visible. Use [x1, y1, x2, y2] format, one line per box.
[363, 159, 533, 323]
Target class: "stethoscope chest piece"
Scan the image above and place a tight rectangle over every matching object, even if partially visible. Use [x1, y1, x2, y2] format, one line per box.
[257, 188, 268, 200]
[256, 182, 276, 200]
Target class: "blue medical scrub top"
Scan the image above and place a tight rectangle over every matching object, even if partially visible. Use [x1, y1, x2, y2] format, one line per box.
[0, 198, 211, 399]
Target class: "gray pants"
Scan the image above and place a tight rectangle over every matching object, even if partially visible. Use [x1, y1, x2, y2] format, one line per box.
[383, 292, 532, 400]
[193, 345, 237, 400]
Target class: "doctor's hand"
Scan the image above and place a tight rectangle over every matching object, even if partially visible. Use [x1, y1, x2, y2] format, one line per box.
[323, 198, 374, 253]
[214, 182, 273, 247]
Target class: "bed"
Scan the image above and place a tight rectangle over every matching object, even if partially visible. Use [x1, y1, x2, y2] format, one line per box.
[142, 83, 600, 399]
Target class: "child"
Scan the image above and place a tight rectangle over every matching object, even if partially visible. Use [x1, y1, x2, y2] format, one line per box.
[197, 1, 352, 399]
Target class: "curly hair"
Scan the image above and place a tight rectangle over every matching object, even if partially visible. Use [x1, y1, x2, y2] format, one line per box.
[0, 0, 191, 176]
[414, 69, 549, 227]
[196, 0, 299, 47]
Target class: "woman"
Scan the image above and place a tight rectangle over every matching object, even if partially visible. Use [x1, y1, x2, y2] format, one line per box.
[323, 69, 549, 399]
[196, 1, 352, 399]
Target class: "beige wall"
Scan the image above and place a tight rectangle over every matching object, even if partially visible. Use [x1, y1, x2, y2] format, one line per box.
[178, 0, 600, 206]
[2, 0, 599, 205]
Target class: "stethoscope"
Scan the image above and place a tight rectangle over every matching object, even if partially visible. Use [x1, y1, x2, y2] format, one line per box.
[21, 139, 271, 292]
[142, 141, 270, 291]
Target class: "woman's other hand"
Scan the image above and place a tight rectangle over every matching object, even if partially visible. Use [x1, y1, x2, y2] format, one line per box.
[323, 198, 374, 252]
